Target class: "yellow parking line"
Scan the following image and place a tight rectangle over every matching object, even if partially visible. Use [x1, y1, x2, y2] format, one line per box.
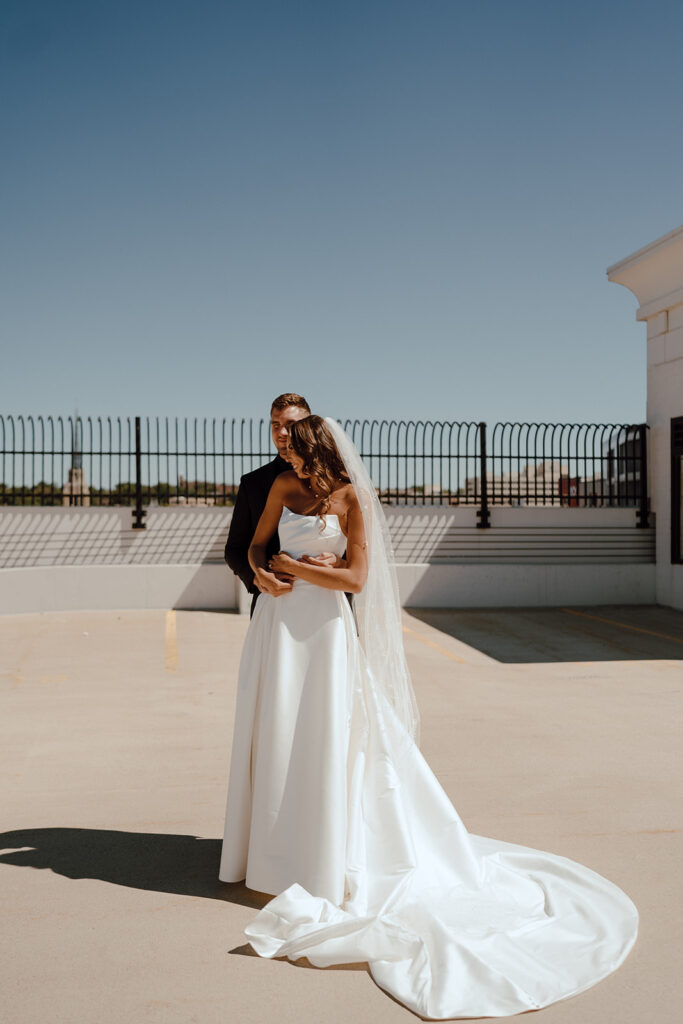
[165, 610, 179, 671]
[561, 608, 683, 646]
[402, 624, 467, 664]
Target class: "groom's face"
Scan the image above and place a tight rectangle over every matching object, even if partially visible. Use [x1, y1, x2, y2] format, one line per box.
[270, 405, 308, 460]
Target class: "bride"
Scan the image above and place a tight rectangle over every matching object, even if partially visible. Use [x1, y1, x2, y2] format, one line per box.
[219, 415, 638, 1019]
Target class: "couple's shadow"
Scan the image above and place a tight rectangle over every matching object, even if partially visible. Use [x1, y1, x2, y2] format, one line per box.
[0, 826, 368, 974]
[0, 825, 268, 909]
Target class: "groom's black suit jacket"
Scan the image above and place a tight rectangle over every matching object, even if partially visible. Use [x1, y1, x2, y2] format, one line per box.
[225, 455, 290, 617]
[224, 455, 354, 619]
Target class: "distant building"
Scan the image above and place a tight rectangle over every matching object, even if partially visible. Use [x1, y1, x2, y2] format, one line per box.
[62, 419, 90, 506]
[608, 223, 683, 609]
[604, 427, 642, 506]
[170, 475, 216, 505]
[169, 495, 216, 506]
[461, 460, 572, 506]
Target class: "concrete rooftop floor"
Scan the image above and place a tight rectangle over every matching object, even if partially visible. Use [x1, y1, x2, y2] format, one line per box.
[1, 604, 681, 1023]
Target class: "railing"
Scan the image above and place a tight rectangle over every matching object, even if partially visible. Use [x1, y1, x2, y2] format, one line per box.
[0, 415, 650, 528]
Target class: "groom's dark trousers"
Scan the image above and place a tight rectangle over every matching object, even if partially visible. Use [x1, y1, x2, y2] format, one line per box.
[224, 455, 355, 620]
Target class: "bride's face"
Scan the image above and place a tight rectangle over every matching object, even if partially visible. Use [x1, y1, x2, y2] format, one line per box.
[286, 442, 308, 478]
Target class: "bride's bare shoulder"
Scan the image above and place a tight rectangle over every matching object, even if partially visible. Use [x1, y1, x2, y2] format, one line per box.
[335, 482, 361, 511]
[273, 470, 297, 486]
[272, 471, 306, 498]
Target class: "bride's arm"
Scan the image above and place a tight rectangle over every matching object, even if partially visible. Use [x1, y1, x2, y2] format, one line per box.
[249, 477, 294, 597]
[269, 495, 367, 594]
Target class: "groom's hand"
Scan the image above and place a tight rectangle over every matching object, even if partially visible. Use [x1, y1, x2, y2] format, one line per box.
[267, 551, 297, 584]
[268, 552, 297, 577]
[273, 570, 296, 583]
[253, 566, 293, 597]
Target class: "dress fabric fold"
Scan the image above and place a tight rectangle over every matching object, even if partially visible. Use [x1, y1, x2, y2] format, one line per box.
[220, 508, 638, 1019]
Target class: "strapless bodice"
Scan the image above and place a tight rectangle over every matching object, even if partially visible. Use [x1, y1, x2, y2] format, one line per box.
[278, 506, 346, 560]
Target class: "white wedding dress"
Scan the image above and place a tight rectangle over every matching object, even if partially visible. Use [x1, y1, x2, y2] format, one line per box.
[220, 507, 638, 1019]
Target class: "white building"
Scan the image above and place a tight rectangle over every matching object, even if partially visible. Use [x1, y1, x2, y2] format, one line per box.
[608, 225, 683, 611]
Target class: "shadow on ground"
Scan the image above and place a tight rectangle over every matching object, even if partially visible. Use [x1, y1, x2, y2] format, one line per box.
[0, 826, 271, 909]
[0, 827, 371, 977]
[407, 605, 683, 664]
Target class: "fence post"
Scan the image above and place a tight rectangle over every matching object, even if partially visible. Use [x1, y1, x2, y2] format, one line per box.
[636, 422, 649, 528]
[476, 421, 490, 528]
[132, 415, 147, 530]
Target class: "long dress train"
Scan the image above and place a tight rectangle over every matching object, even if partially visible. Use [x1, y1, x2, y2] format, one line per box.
[220, 508, 638, 1019]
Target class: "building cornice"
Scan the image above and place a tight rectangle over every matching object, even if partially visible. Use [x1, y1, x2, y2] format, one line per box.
[607, 224, 683, 320]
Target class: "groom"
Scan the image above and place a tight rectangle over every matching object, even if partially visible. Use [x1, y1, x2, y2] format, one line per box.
[225, 392, 342, 615]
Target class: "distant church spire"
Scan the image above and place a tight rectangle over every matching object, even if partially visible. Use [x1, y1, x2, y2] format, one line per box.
[62, 410, 90, 506]
[71, 412, 83, 471]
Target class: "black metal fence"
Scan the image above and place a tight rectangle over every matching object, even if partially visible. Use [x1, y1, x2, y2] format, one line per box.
[0, 415, 649, 528]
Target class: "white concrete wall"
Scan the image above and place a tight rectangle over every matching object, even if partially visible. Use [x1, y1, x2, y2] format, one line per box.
[0, 506, 229, 567]
[0, 564, 238, 615]
[608, 225, 683, 611]
[396, 563, 655, 608]
[0, 504, 655, 613]
[385, 506, 654, 564]
[0, 504, 653, 570]
[0, 561, 656, 615]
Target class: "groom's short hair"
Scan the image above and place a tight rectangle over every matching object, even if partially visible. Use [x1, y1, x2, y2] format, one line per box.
[271, 393, 311, 414]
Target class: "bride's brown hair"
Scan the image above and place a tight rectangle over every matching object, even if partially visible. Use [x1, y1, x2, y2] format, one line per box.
[288, 415, 350, 521]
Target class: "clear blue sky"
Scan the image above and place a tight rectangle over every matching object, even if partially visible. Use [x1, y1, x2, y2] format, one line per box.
[2, 0, 682, 426]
